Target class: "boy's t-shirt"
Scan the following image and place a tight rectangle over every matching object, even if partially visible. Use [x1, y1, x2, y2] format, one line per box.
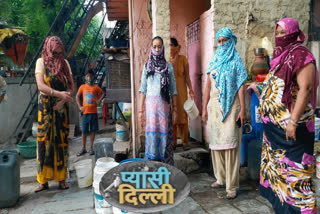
[78, 84, 103, 114]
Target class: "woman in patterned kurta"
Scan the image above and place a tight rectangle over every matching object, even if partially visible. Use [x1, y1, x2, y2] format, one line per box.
[202, 28, 247, 199]
[169, 37, 195, 151]
[34, 36, 74, 192]
[259, 18, 319, 214]
[139, 36, 178, 165]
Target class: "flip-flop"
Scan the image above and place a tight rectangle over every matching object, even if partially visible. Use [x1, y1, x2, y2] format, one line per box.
[34, 183, 49, 193]
[211, 182, 225, 188]
[226, 191, 237, 200]
[88, 149, 95, 155]
[77, 149, 87, 157]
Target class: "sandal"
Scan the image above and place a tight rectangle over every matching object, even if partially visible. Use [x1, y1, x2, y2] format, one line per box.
[34, 183, 49, 193]
[59, 181, 69, 190]
[77, 149, 87, 157]
[88, 148, 95, 155]
[226, 191, 237, 200]
[211, 182, 224, 188]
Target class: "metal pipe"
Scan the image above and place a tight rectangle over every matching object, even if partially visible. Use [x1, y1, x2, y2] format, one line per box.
[129, 0, 136, 158]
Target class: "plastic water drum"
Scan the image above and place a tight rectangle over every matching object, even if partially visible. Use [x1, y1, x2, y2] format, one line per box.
[315, 117, 320, 141]
[250, 92, 264, 140]
[116, 122, 129, 141]
[94, 158, 119, 187]
[93, 157, 119, 214]
[74, 159, 93, 188]
[93, 182, 112, 214]
[184, 99, 199, 120]
[0, 150, 20, 208]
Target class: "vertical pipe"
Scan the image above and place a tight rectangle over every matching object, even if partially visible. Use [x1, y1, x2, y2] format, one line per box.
[129, 0, 136, 158]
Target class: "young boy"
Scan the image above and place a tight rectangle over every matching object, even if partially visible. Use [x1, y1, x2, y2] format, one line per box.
[76, 69, 105, 156]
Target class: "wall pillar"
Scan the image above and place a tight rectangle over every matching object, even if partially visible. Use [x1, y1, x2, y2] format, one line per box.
[152, 0, 171, 59]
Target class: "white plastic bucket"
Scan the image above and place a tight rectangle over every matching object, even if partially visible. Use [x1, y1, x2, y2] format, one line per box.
[315, 117, 320, 141]
[93, 157, 119, 214]
[112, 207, 138, 214]
[116, 122, 129, 141]
[74, 159, 93, 188]
[94, 158, 119, 186]
[183, 99, 199, 120]
[316, 155, 320, 179]
[93, 181, 113, 214]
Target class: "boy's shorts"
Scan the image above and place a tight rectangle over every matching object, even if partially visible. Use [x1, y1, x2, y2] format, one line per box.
[82, 113, 99, 134]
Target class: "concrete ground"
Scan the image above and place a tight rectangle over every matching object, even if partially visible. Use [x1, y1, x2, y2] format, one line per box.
[1, 120, 320, 214]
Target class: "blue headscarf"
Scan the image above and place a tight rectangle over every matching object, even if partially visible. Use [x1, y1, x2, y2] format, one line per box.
[207, 28, 247, 122]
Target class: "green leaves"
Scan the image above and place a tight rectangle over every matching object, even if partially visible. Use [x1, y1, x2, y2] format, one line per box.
[1, 0, 104, 63]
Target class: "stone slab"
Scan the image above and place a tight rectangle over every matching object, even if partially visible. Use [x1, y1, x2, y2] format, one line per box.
[188, 173, 214, 194]
[20, 158, 37, 183]
[31, 189, 94, 214]
[232, 199, 274, 214]
[174, 153, 200, 174]
[163, 196, 207, 214]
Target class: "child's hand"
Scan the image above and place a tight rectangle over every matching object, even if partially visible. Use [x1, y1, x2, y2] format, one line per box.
[79, 106, 85, 112]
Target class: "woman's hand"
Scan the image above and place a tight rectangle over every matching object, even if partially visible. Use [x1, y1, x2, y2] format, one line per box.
[189, 89, 195, 100]
[202, 109, 208, 125]
[58, 91, 73, 103]
[286, 122, 297, 141]
[237, 109, 246, 127]
[53, 100, 65, 111]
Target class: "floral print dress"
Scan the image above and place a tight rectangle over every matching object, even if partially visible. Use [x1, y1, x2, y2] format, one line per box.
[259, 68, 316, 214]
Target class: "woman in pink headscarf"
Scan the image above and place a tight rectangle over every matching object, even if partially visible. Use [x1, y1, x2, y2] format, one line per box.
[259, 18, 318, 213]
[34, 36, 74, 192]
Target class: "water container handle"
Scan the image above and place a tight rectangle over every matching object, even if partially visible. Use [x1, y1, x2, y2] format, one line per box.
[3, 154, 8, 162]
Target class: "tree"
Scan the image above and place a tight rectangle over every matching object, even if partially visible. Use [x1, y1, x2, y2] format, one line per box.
[0, 0, 105, 64]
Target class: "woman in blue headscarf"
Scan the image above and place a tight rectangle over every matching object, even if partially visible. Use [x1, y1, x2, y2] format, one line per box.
[202, 28, 247, 199]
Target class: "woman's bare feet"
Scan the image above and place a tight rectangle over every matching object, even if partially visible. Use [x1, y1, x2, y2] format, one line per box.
[34, 183, 49, 193]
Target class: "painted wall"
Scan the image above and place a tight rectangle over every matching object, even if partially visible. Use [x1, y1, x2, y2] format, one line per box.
[170, 0, 211, 56]
[154, 0, 171, 60]
[0, 80, 37, 144]
[200, 8, 214, 143]
[131, 0, 153, 151]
